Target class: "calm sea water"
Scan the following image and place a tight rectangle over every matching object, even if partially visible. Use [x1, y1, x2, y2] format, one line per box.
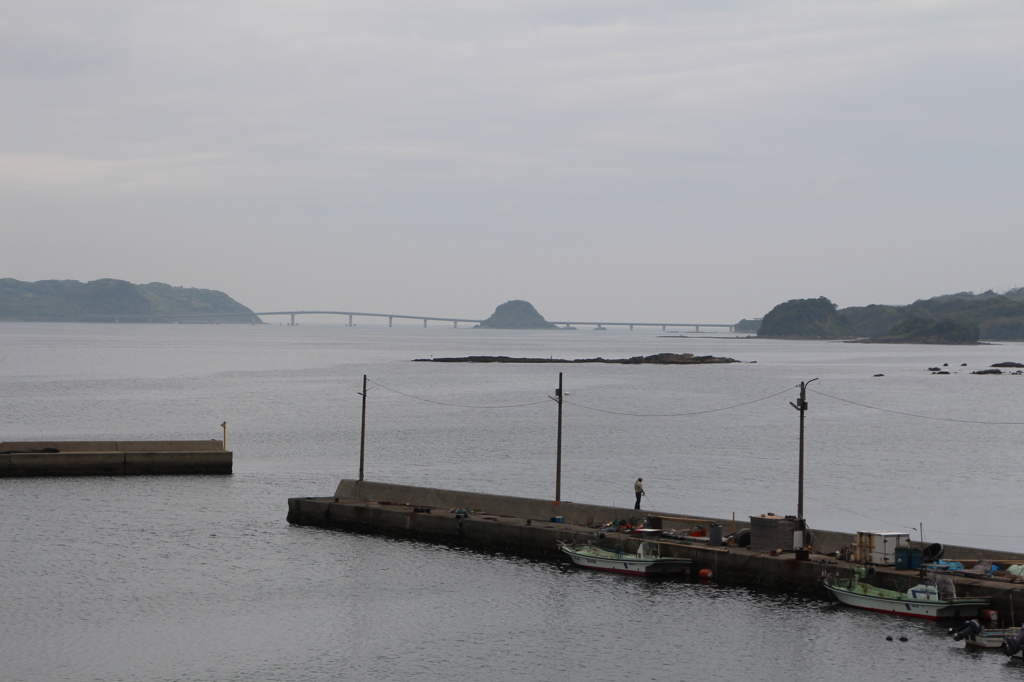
[2, 322, 1022, 681]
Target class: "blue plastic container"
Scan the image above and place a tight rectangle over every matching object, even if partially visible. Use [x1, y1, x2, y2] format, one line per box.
[894, 545, 910, 569]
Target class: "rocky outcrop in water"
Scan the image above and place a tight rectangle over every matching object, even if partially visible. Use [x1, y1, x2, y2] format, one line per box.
[417, 353, 739, 364]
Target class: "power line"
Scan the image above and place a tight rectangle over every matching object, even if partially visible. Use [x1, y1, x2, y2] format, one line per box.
[365, 378, 1024, 424]
[808, 387, 1024, 425]
[367, 378, 550, 409]
[805, 495, 917, 532]
[802, 497, 1019, 540]
[562, 386, 796, 417]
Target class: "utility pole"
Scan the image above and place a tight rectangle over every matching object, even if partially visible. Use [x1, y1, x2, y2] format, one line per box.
[552, 372, 564, 502]
[359, 375, 368, 481]
[790, 378, 818, 519]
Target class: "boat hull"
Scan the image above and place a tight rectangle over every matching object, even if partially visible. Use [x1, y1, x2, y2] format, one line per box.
[560, 545, 690, 576]
[824, 583, 989, 620]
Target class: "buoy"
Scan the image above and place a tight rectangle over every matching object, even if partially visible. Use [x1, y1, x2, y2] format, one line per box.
[886, 636, 893, 641]
[699, 569, 713, 580]
[981, 609, 999, 622]
[899, 636, 908, 642]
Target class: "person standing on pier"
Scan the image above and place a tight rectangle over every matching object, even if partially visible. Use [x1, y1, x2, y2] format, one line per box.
[634, 477, 644, 509]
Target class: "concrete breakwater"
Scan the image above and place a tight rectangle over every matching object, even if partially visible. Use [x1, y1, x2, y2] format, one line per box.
[0, 440, 232, 476]
[288, 480, 1024, 622]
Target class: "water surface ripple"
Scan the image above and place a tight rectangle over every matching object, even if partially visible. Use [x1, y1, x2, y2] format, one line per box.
[2, 323, 1022, 680]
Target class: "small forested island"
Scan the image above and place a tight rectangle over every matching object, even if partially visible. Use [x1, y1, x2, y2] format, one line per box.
[757, 297, 853, 340]
[474, 300, 558, 329]
[755, 290, 1024, 343]
[417, 353, 739, 364]
[733, 318, 762, 333]
[0, 278, 258, 323]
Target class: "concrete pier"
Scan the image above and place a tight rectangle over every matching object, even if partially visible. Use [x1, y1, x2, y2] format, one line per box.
[288, 480, 1024, 621]
[0, 440, 232, 476]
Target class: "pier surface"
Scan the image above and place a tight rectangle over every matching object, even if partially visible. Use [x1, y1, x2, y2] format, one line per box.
[289, 480, 1024, 622]
[0, 440, 232, 476]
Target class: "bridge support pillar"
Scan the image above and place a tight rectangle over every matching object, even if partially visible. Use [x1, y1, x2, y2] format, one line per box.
[695, 325, 700, 332]
[629, 324, 634, 331]
[290, 314, 295, 326]
[389, 317, 393, 328]
[423, 319, 428, 328]
[453, 320, 458, 328]
[662, 325, 666, 332]
[348, 314, 353, 327]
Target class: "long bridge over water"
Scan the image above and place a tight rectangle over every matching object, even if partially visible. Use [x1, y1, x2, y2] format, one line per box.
[82, 309, 737, 332]
[259, 310, 735, 332]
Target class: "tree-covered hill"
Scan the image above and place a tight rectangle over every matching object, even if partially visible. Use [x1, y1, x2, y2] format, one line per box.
[841, 289, 1024, 341]
[856, 316, 980, 344]
[757, 297, 854, 339]
[756, 289, 1024, 342]
[474, 300, 558, 329]
[0, 278, 259, 322]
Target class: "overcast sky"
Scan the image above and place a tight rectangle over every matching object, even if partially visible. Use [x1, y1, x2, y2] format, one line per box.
[3, 1, 1022, 323]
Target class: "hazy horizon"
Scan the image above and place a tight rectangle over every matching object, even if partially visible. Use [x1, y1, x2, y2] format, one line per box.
[4, 275, 1019, 325]
[4, 2, 1021, 322]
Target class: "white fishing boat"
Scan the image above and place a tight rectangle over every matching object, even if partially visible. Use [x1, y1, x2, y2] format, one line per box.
[823, 571, 989, 620]
[559, 541, 691, 576]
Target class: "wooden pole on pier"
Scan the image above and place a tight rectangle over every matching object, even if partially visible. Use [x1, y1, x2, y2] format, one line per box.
[359, 375, 368, 481]
[555, 372, 563, 502]
[790, 378, 818, 519]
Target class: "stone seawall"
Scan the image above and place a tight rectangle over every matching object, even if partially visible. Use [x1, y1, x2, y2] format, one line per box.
[329, 480, 1022, 562]
[0, 440, 232, 476]
[289, 480, 1024, 619]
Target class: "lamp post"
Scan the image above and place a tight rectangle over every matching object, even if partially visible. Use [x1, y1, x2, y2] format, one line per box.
[790, 378, 818, 519]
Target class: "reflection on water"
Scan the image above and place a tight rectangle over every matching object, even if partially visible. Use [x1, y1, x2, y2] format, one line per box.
[1, 324, 1022, 680]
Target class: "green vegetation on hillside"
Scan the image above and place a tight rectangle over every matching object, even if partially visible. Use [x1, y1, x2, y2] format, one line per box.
[857, 316, 980, 344]
[755, 289, 1024, 342]
[841, 289, 1024, 341]
[757, 297, 854, 339]
[474, 300, 558, 329]
[0, 278, 258, 322]
[733, 318, 762, 333]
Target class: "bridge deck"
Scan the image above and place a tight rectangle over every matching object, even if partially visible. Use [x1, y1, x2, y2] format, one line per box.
[75, 309, 736, 330]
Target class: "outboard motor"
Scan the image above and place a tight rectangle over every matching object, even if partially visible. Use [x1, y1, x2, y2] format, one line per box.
[948, 619, 982, 641]
[1002, 628, 1024, 658]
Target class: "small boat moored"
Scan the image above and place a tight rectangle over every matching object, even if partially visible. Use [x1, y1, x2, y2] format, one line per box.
[559, 540, 691, 576]
[949, 619, 1024, 659]
[823, 568, 990, 620]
